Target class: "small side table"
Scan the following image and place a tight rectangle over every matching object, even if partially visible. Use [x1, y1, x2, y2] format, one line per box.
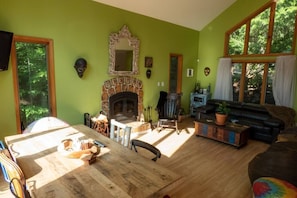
[190, 93, 211, 117]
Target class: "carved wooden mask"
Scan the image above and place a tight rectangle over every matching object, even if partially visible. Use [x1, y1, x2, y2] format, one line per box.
[204, 67, 210, 76]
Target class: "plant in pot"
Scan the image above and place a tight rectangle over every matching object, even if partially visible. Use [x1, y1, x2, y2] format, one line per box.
[215, 101, 230, 125]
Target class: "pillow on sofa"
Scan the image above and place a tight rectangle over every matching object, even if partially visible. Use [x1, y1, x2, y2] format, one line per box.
[278, 127, 297, 142]
[253, 177, 297, 198]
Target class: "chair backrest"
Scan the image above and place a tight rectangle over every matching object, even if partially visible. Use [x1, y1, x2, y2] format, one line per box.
[156, 91, 168, 118]
[164, 93, 179, 119]
[130, 139, 161, 161]
[23, 116, 70, 133]
[0, 150, 30, 198]
[0, 141, 10, 183]
[110, 119, 132, 147]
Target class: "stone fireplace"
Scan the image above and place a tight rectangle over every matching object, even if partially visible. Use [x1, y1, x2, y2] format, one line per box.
[109, 92, 138, 121]
[101, 76, 143, 121]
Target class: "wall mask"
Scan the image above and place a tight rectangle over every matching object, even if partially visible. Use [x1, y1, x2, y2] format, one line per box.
[74, 58, 87, 78]
[204, 67, 210, 76]
[146, 69, 151, 79]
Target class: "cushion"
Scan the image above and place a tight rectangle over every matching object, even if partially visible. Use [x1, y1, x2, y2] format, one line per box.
[253, 177, 297, 198]
[278, 127, 297, 142]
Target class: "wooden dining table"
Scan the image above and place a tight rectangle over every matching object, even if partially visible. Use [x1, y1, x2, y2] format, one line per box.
[5, 124, 182, 198]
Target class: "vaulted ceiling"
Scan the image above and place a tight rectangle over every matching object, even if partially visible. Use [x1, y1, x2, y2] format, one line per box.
[93, 0, 237, 31]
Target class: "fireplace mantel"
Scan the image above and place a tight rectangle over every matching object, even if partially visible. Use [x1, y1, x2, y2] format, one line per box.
[101, 76, 143, 119]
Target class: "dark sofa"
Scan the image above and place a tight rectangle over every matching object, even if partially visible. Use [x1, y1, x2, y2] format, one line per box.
[196, 99, 288, 143]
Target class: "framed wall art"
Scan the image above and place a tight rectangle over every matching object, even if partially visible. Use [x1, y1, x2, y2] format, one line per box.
[145, 56, 153, 68]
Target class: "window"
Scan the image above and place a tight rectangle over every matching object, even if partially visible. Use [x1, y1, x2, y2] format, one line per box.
[232, 62, 275, 104]
[225, 0, 297, 104]
[169, 54, 183, 94]
[11, 35, 56, 133]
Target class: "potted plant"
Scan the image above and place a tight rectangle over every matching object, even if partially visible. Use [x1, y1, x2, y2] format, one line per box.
[215, 101, 230, 125]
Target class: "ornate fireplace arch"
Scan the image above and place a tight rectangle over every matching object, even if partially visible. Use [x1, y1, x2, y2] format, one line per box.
[101, 76, 143, 119]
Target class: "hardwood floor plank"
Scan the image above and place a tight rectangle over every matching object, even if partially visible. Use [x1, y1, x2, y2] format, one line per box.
[135, 117, 269, 198]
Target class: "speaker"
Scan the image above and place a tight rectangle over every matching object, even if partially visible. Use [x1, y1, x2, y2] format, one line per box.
[0, 30, 14, 71]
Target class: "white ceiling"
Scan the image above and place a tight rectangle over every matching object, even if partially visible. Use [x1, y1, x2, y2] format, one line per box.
[93, 0, 237, 31]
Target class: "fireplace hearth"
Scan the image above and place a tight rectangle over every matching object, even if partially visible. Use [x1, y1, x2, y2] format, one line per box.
[109, 92, 138, 122]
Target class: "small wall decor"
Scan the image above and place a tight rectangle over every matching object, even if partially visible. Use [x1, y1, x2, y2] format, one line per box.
[187, 68, 194, 77]
[145, 56, 153, 68]
[204, 67, 210, 76]
[74, 58, 87, 78]
[146, 69, 152, 79]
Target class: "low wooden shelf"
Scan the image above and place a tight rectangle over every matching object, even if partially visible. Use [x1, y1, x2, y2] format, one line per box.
[194, 119, 250, 148]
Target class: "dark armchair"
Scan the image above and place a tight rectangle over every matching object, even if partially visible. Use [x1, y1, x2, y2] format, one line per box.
[156, 92, 180, 134]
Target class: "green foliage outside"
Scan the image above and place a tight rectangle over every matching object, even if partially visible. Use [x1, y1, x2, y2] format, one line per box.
[229, 0, 297, 55]
[16, 42, 49, 129]
[229, 0, 297, 104]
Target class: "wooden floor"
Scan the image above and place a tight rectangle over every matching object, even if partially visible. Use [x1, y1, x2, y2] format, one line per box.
[131, 117, 269, 198]
[0, 117, 269, 198]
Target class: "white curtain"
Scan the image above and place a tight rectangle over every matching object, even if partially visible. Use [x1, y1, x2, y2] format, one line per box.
[273, 55, 296, 108]
[213, 58, 233, 100]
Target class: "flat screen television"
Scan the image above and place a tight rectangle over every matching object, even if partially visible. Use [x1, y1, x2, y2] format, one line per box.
[0, 30, 14, 71]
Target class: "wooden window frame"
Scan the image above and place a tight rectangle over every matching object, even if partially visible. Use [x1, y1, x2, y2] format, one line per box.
[11, 35, 56, 133]
[224, 0, 297, 58]
[225, 0, 297, 104]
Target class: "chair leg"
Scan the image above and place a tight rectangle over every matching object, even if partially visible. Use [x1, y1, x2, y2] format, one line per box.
[157, 121, 161, 132]
[175, 120, 179, 135]
[157, 120, 165, 132]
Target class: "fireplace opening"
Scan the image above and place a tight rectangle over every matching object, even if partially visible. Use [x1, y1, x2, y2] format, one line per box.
[109, 92, 138, 122]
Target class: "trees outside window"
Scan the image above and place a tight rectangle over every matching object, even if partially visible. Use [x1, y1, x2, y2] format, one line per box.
[11, 36, 56, 133]
[232, 62, 275, 104]
[226, 0, 297, 104]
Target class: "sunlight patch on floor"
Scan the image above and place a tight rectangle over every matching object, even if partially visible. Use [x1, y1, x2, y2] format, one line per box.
[135, 125, 195, 158]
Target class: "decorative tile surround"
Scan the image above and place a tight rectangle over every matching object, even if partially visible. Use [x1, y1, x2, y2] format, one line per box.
[101, 76, 143, 118]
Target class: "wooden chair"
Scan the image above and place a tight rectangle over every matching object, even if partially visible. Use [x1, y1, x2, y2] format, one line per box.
[157, 93, 180, 134]
[0, 141, 10, 183]
[130, 139, 161, 161]
[0, 150, 31, 198]
[23, 116, 70, 133]
[109, 119, 132, 147]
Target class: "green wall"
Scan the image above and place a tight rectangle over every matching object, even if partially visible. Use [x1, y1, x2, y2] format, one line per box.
[198, 0, 297, 117]
[1, 0, 296, 141]
[0, 0, 199, 140]
[198, 0, 269, 90]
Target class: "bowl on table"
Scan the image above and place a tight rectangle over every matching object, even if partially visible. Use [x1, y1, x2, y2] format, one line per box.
[57, 138, 100, 162]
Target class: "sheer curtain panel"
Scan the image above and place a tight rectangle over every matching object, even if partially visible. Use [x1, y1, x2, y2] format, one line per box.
[213, 58, 233, 100]
[273, 55, 296, 108]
